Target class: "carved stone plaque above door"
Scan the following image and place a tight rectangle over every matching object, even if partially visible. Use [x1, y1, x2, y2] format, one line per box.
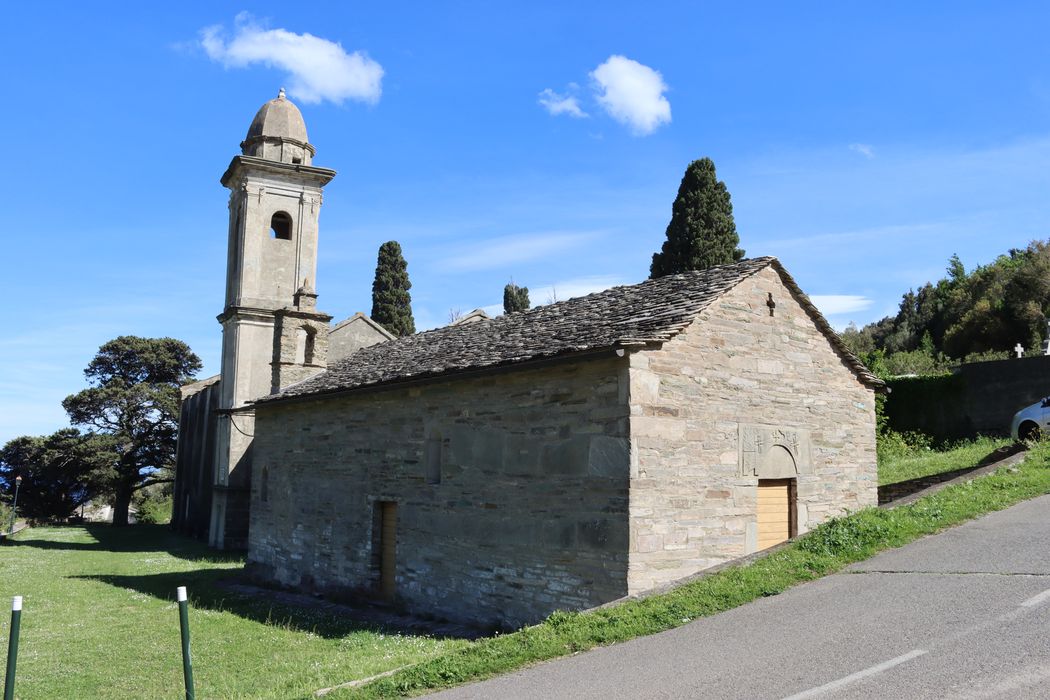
[738, 424, 812, 478]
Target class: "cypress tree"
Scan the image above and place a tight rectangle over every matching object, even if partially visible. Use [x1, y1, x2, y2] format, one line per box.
[371, 241, 415, 337]
[650, 157, 745, 278]
[503, 282, 530, 314]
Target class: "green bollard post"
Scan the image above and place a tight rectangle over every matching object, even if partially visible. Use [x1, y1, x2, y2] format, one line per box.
[3, 596, 22, 700]
[177, 586, 195, 700]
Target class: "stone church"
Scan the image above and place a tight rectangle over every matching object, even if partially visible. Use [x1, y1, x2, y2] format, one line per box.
[174, 91, 882, 628]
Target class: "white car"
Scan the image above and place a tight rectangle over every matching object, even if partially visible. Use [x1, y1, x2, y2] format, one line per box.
[1011, 398, 1050, 441]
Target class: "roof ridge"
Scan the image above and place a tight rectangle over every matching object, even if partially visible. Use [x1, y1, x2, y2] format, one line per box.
[256, 256, 882, 404]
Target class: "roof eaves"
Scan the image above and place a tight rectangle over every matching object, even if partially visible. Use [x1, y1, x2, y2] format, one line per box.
[253, 344, 626, 407]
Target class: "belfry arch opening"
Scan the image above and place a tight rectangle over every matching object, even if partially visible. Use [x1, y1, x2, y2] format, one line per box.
[270, 211, 293, 240]
[304, 328, 317, 364]
[293, 327, 318, 365]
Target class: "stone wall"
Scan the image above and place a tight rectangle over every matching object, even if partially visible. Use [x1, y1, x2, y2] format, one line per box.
[271, 302, 331, 393]
[172, 377, 220, 540]
[328, 313, 394, 363]
[957, 355, 1050, 434]
[886, 355, 1050, 440]
[249, 356, 631, 629]
[626, 265, 878, 592]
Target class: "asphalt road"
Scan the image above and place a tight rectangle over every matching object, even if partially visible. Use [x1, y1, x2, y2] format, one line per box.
[432, 493, 1050, 699]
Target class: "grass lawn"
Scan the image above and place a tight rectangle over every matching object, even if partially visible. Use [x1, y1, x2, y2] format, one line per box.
[877, 435, 1012, 486]
[0, 525, 466, 699]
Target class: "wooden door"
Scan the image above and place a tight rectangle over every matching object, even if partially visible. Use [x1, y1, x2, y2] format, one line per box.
[379, 501, 398, 600]
[757, 479, 794, 550]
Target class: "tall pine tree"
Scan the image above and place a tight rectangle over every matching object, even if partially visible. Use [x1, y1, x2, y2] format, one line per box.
[650, 157, 744, 278]
[62, 336, 201, 526]
[371, 241, 415, 337]
[503, 282, 530, 313]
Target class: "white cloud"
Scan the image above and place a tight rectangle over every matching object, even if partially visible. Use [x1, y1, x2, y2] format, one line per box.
[809, 295, 873, 316]
[437, 231, 601, 272]
[768, 222, 946, 251]
[538, 88, 588, 118]
[200, 13, 383, 105]
[590, 55, 671, 135]
[849, 143, 875, 159]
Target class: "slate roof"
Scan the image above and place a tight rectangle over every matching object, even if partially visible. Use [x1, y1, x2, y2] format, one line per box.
[258, 257, 882, 404]
[181, 374, 220, 400]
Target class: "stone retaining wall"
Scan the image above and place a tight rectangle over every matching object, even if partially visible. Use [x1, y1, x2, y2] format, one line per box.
[887, 355, 1050, 440]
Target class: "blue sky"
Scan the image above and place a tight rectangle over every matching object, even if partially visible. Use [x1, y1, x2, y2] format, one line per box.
[2, 2, 1049, 443]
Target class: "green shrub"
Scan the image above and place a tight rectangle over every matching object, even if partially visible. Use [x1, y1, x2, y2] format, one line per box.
[883, 372, 968, 441]
[959, 349, 1010, 364]
[0, 500, 11, 531]
[135, 494, 172, 524]
[881, 348, 947, 376]
[877, 429, 934, 466]
[797, 510, 889, 557]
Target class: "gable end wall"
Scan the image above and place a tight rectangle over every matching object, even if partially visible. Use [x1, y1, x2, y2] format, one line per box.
[627, 265, 877, 592]
[328, 316, 393, 363]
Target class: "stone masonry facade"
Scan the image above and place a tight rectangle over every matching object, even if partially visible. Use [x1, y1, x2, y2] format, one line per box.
[328, 313, 395, 364]
[248, 356, 632, 629]
[243, 260, 879, 628]
[626, 265, 878, 591]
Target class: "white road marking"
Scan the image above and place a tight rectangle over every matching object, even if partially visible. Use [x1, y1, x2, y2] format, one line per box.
[781, 649, 928, 700]
[1020, 588, 1050, 607]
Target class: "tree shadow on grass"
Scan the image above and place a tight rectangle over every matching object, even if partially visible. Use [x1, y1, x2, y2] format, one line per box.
[878, 442, 1026, 505]
[9, 523, 243, 564]
[72, 569, 486, 641]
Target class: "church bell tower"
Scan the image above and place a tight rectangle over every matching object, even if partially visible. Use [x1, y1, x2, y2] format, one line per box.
[210, 89, 337, 548]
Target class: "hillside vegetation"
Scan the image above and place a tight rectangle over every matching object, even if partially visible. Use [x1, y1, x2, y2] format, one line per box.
[842, 240, 1050, 376]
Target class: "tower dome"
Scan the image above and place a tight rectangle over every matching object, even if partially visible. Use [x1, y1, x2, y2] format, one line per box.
[240, 88, 315, 165]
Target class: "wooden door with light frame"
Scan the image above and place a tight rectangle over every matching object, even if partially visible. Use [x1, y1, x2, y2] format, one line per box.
[756, 478, 797, 550]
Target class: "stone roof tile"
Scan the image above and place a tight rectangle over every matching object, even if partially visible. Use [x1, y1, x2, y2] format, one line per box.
[258, 257, 882, 403]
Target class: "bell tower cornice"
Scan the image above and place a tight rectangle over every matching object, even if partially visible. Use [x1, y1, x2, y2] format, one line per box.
[221, 155, 337, 190]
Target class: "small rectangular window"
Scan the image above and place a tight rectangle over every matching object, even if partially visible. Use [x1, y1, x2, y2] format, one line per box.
[424, 435, 442, 485]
